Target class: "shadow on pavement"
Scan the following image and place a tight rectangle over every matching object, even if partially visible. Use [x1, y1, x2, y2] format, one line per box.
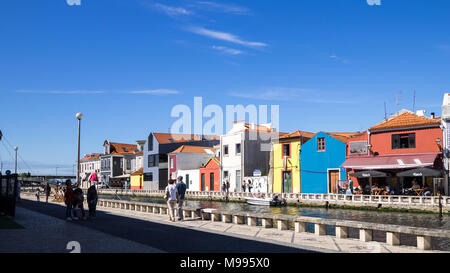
[17, 199, 315, 253]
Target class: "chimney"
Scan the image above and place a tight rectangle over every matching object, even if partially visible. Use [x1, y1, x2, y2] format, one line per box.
[431, 112, 435, 119]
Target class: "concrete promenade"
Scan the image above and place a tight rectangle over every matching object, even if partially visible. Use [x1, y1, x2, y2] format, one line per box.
[9, 194, 447, 253]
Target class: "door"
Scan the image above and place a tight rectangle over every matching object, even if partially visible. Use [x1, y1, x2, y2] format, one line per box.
[185, 174, 190, 190]
[282, 171, 292, 193]
[236, 170, 241, 192]
[210, 173, 214, 191]
[201, 173, 205, 191]
[328, 170, 339, 193]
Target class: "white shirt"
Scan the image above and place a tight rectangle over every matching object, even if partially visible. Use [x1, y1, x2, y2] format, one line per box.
[166, 184, 178, 201]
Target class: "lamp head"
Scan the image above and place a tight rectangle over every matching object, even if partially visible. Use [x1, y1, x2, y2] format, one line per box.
[76, 112, 83, 120]
[14, 146, 18, 151]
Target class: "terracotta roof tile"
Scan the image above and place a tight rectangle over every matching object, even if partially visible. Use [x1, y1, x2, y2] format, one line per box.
[169, 145, 215, 154]
[81, 153, 104, 162]
[369, 112, 441, 131]
[108, 142, 138, 155]
[131, 168, 143, 176]
[280, 130, 316, 140]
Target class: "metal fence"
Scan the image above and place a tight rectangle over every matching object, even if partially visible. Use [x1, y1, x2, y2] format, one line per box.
[0, 173, 18, 217]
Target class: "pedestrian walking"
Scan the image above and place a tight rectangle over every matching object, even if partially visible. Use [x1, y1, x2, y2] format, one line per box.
[176, 176, 187, 221]
[72, 187, 86, 220]
[222, 182, 226, 192]
[248, 180, 253, 193]
[64, 180, 74, 221]
[226, 180, 230, 192]
[35, 187, 40, 202]
[45, 183, 51, 203]
[242, 180, 246, 192]
[165, 179, 179, 222]
[87, 185, 98, 219]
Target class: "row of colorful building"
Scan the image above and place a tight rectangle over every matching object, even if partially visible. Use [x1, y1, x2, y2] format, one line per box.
[80, 94, 450, 196]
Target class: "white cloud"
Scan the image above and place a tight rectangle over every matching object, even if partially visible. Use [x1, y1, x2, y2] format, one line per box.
[330, 55, 349, 64]
[66, 0, 81, 6]
[212, 45, 244, 55]
[193, 1, 250, 15]
[229, 87, 356, 104]
[187, 26, 267, 48]
[16, 90, 105, 94]
[151, 3, 192, 17]
[128, 89, 180, 95]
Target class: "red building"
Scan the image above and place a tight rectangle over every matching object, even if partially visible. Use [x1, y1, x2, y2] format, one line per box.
[199, 157, 220, 191]
[342, 110, 443, 195]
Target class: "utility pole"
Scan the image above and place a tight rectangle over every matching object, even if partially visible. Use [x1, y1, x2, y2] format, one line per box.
[14, 146, 18, 174]
[76, 113, 83, 187]
[413, 90, 416, 112]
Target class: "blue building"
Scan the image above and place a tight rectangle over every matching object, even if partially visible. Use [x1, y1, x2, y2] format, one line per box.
[300, 132, 355, 194]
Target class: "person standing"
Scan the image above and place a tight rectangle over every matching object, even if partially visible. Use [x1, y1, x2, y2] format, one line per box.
[16, 181, 21, 201]
[348, 179, 354, 194]
[64, 180, 74, 221]
[242, 180, 246, 193]
[176, 176, 187, 221]
[247, 180, 253, 193]
[72, 188, 86, 220]
[45, 183, 51, 203]
[35, 187, 40, 202]
[87, 185, 98, 219]
[165, 179, 179, 222]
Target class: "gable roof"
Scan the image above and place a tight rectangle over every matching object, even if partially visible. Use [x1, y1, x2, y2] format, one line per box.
[279, 130, 316, 140]
[169, 145, 215, 155]
[200, 157, 220, 168]
[104, 141, 138, 155]
[131, 167, 143, 176]
[152, 133, 219, 144]
[81, 153, 104, 162]
[369, 111, 441, 131]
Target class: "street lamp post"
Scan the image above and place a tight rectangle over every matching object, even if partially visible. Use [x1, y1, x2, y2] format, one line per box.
[14, 146, 18, 174]
[76, 113, 83, 187]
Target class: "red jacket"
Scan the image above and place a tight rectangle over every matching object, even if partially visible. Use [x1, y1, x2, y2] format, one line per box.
[64, 188, 74, 205]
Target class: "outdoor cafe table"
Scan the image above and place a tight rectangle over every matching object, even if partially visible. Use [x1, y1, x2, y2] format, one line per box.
[413, 188, 424, 196]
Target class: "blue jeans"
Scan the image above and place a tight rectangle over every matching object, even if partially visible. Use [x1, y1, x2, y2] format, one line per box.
[88, 200, 97, 217]
[66, 203, 73, 218]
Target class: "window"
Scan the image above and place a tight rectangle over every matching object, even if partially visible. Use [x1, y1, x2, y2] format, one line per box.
[317, 137, 326, 151]
[223, 145, 229, 156]
[148, 134, 153, 151]
[148, 155, 156, 167]
[210, 173, 214, 191]
[185, 174, 189, 189]
[282, 143, 290, 157]
[170, 157, 174, 169]
[236, 170, 241, 192]
[236, 143, 241, 154]
[159, 154, 168, 163]
[126, 159, 131, 170]
[144, 172, 153, 181]
[392, 133, 415, 149]
[224, 171, 229, 178]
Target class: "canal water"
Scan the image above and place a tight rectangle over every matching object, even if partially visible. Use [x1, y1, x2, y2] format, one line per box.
[100, 194, 450, 251]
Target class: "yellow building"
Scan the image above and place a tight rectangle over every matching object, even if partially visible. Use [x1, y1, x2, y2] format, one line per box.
[272, 130, 315, 193]
[130, 168, 144, 190]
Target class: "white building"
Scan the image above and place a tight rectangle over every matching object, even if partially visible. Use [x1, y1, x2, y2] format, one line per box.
[80, 153, 103, 188]
[220, 121, 281, 192]
[441, 93, 450, 195]
[177, 169, 200, 191]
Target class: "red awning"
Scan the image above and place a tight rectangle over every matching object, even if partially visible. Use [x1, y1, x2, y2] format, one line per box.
[341, 153, 440, 170]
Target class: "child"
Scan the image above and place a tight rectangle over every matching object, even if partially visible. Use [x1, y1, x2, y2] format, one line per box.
[87, 185, 98, 219]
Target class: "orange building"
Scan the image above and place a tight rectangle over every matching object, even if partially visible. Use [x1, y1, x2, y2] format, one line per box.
[342, 110, 443, 195]
[199, 157, 220, 191]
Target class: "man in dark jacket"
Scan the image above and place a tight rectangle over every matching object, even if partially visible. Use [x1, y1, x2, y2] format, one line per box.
[176, 176, 187, 221]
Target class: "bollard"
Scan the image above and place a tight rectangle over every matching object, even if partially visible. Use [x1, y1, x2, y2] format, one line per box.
[315, 223, 326, 236]
[211, 213, 221, 222]
[277, 220, 289, 231]
[386, 232, 400, 246]
[262, 218, 273, 228]
[222, 214, 232, 223]
[233, 215, 245, 224]
[359, 229, 372, 242]
[153, 207, 159, 214]
[335, 226, 348, 239]
[417, 236, 432, 250]
[294, 222, 306, 233]
[248, 216, 258, 226]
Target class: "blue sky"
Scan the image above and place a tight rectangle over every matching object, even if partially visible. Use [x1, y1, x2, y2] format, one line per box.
[1, 0, 450, 175]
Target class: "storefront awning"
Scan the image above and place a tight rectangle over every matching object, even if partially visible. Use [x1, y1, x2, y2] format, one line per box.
[396, 167, 442, 177]
[341, 153, 440, 170]
[349, 170, 389, 178]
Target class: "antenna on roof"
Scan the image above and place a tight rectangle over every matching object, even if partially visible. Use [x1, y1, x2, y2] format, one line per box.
[394, 90, 402, 106]
[384, 102, 387, 120]
[412, 89, 416, 112]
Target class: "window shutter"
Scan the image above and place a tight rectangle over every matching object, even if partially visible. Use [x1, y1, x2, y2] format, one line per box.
[392, 135, 400, 149]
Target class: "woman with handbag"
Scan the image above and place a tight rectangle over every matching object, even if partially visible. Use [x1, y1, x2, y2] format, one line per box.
[165, 179, 179, 222]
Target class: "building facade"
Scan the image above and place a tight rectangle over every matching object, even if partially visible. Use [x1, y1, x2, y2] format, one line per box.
[301, 132, 354, 194]
[442, 94, 450, 195]
[168, 145, 215, 181]
[143, 133, 219, 190]
[272, 130, 314, 193]
[220, 121, 281, 192]
[199, 157, 220, 191]
[342, 110, 443, 195]
[80, 153, 103, 188]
